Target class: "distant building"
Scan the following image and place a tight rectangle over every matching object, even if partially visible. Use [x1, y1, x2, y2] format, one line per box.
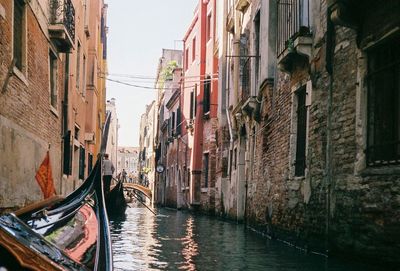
[117, 147, 140, 180]
[106, 98, 119, 173]
[138, 101, 157, 201]
[181, 0, 219, 212]
[153, 49, 184, 208]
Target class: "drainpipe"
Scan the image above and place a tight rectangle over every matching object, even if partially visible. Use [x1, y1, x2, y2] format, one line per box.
[177, 131, 180, 208]
[244, 137, 248, 227]
[325, 6, 335, 255]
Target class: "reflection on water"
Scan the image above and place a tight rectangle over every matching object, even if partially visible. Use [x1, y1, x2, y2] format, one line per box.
[180, 216, 198, 271]
[110, 207, 380, 271]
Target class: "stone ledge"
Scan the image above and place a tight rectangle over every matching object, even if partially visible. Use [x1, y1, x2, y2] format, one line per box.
[359, 166, 400, 177]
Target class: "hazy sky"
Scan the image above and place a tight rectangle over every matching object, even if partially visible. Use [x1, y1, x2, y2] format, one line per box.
[106, 0, 198, 147]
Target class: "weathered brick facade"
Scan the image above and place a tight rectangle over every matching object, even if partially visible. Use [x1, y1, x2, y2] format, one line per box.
[146, 0, 399, 264]
[0, 0, 108, 211]
[0, 0, 63, 210]
[242, 0, 400, 265]
[199, 117, 218, 213]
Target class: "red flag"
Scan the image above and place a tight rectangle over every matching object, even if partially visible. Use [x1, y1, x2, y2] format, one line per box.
[35, 151, 56, 199]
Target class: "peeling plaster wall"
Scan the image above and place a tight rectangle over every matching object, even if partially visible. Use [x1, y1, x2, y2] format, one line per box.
[0, 116, 61, 209]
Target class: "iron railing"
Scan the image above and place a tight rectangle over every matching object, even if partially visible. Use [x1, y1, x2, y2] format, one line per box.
[50, 0, 75, 41]
[277, 0, 310, 57]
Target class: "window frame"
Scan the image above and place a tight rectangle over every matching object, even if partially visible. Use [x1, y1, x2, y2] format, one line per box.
[82, 54, 87, 97]
[203, 76, 211, 115]
[76, 41, 81, 90]
[366, 36, 400, 167]
[203, 152, 209, 188]
[12, 0, 27, 80]
[207, 13, 212, 42]
[192, 36, 196, 63]
[49, 50, 58, 110]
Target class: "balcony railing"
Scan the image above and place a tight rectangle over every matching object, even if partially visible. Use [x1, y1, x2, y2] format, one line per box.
[277, 0, 310, 57]
[49, 0, 75, 51]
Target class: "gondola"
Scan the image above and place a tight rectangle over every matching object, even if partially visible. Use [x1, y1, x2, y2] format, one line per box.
[0, 113, 114, 271]
[105, 179, 127, 219]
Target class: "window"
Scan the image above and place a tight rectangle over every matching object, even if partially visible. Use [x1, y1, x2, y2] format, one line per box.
[277, 0, 310, 56]
[84, 0, 89, 31]
[233, 148, 237, 170]
[167, 118, 171, 137]
[254, 11, 260, 89]
[295, 86, 307, 176]
[207, 14, 212, 41]
[367, 37, 400, 166]
[240, 34, 250, 100]
[74, 125, 80, 140]
[82, 55, 86, 97]
[185, 49, 189, 70]
[76, 42, 81, 89]
[194, 84, 197, 117]
[187, 168, 190, 187]
[13, 0, 25, 71]
[192, 37, 196, 62]
[203, 76, 211, 114]
[171, 112, 176, 135]
[49, 51, 58, 108]
[203, 153, 209, 188]
[63, 131, 72, 175]
[87, 153, 93, 176]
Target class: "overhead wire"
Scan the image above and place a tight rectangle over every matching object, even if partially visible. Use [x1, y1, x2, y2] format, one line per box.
[100, 72, 219, 80]
[106, 76, 218, 84]
[102, 76, 218, 91]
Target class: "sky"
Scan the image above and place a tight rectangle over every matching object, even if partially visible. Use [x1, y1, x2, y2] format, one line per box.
[106, 0, 198, 147]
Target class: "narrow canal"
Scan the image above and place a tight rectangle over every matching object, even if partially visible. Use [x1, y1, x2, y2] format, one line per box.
[110, 207, 379, 271]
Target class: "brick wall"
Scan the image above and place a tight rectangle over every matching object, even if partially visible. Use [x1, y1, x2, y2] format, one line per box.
[199, 117, 218, 213]
[0, 1, 63, 209]
[245, 3, 400, 263]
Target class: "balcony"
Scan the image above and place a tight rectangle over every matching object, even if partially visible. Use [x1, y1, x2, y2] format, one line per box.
[49, 0, 75, 52]
[277, 0, 312, 73]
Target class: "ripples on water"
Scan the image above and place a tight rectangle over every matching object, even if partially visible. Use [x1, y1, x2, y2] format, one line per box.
[110, 207, 380, 271]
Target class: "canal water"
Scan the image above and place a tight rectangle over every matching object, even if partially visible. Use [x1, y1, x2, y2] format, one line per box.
[110, 207, 379, 271]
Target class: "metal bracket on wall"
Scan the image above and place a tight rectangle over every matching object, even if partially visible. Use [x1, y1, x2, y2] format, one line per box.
[1, 59, 16, 94]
